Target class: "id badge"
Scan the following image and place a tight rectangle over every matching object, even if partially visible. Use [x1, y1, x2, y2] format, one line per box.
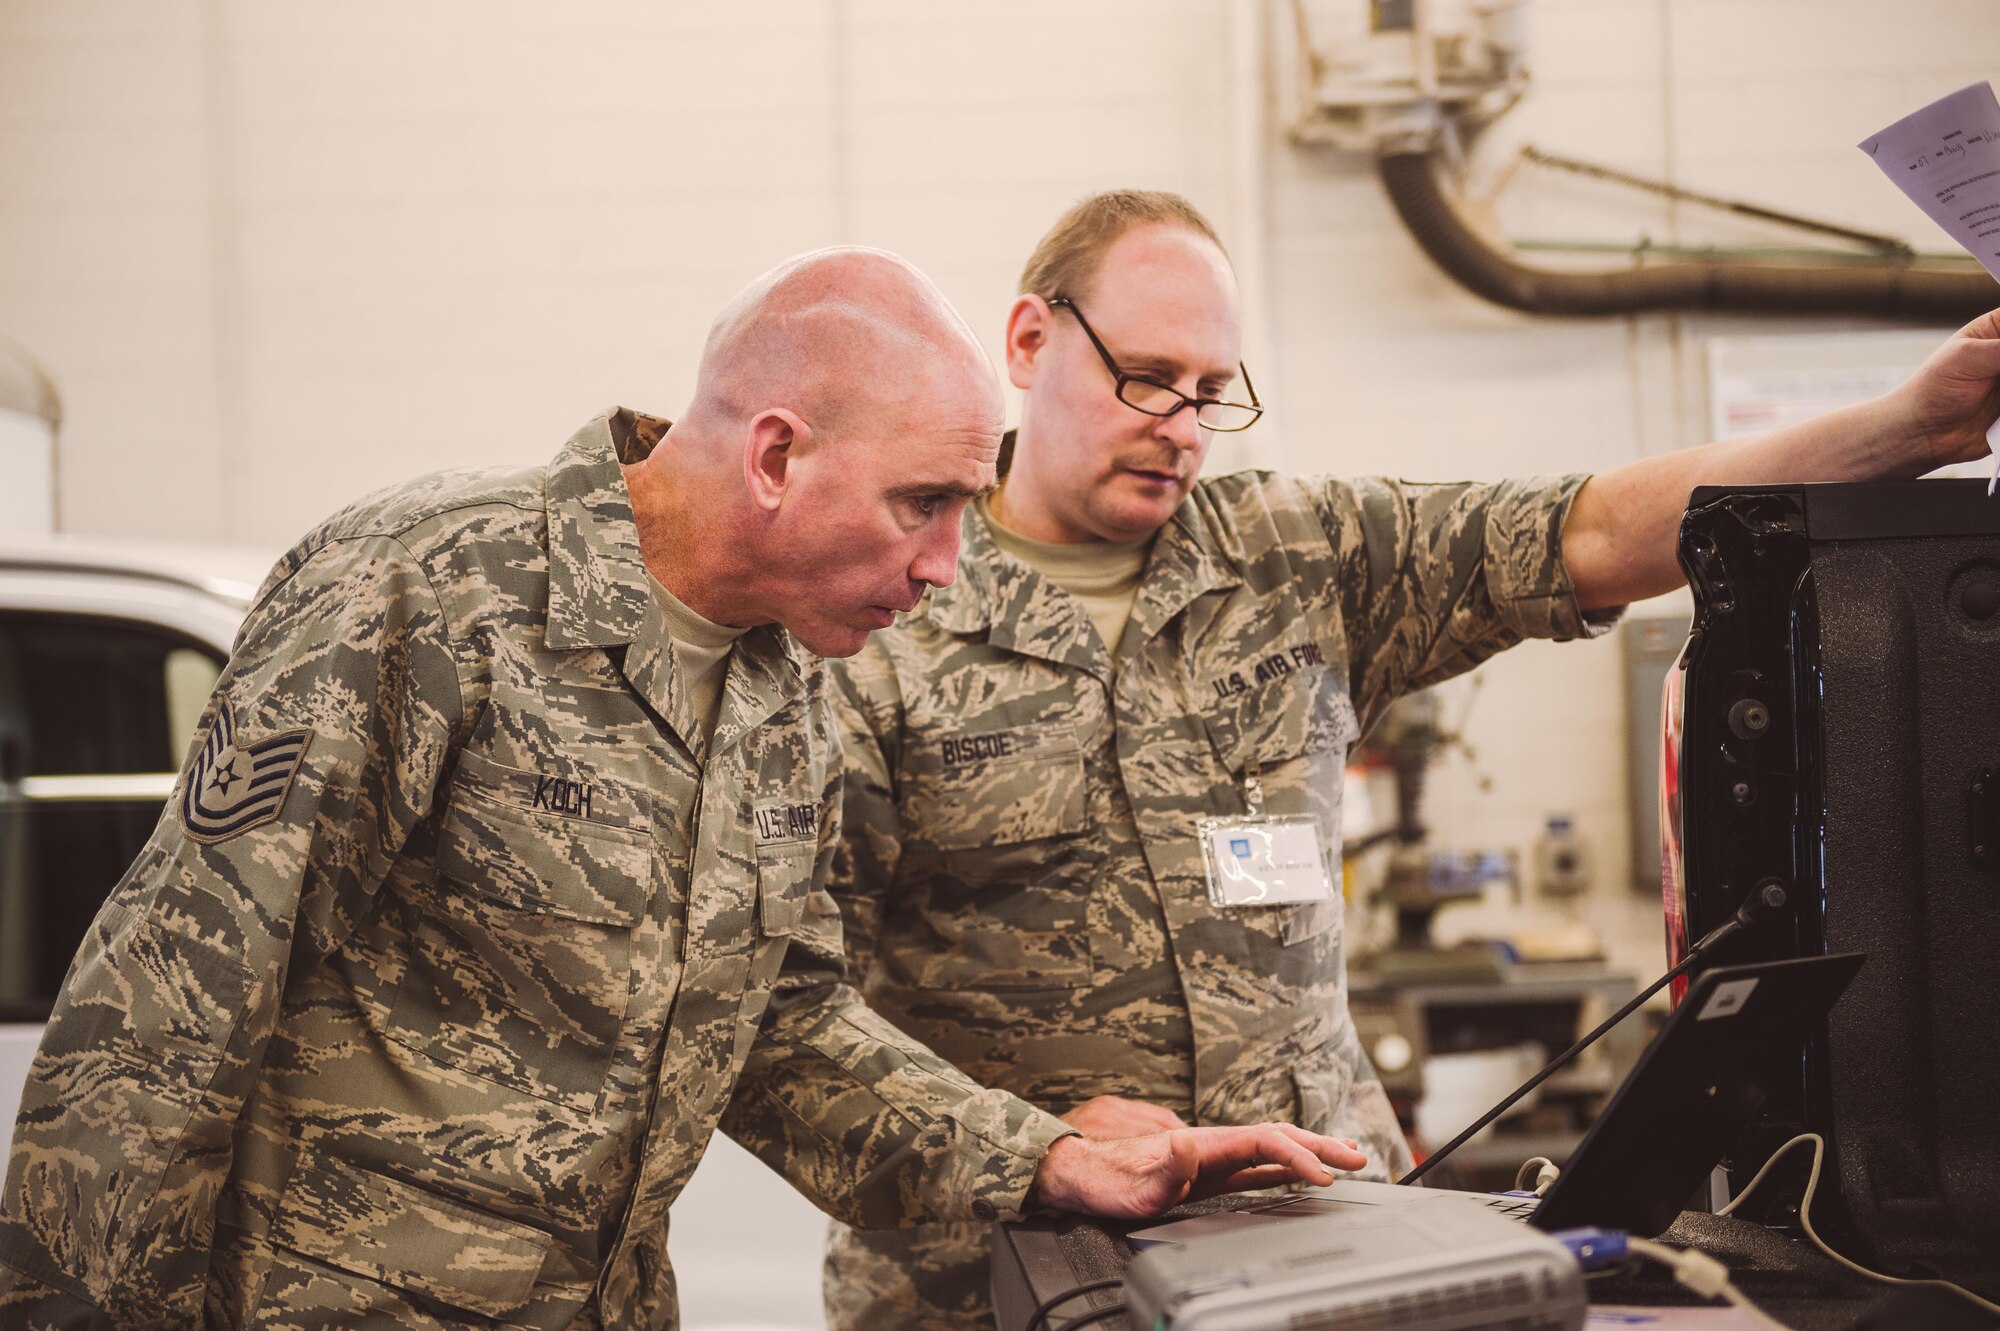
[1197, 814, 1336, 908]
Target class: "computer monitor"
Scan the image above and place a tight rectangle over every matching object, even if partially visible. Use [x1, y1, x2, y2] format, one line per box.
[1663, 479, 2000, 1291]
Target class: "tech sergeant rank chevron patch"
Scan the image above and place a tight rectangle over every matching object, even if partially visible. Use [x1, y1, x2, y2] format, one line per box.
[179, 699, 314, 843]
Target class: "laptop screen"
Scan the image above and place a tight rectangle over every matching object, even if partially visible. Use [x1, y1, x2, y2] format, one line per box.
[1529, 952, 1864, 1236]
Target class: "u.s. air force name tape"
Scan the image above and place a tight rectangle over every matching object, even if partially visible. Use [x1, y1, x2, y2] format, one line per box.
[180, 700, 314, 843]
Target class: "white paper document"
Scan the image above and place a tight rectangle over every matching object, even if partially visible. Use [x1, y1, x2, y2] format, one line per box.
[1860, 81, 2000, 281]
[1860, 82, 2000, 491]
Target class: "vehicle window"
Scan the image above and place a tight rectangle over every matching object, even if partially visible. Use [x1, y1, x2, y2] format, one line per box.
[0, 611, 226, 1021]
[166, 646, 222, 762]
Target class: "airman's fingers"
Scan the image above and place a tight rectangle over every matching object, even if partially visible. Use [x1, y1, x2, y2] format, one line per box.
[1235, 1125, 1335, 1186]
[1203, 1164, 1299, 1195]
[1271, 1124, 1370, 1173]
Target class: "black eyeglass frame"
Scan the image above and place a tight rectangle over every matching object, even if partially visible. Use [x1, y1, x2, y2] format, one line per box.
[1046, 296, 1263, 432]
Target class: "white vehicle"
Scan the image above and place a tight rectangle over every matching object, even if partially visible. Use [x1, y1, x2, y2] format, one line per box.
[0, 537, 825, 1329]
[0, 538, 261, 1126]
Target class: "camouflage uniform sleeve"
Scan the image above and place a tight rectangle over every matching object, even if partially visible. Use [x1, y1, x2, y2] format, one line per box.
[1312, 474, 1622, 732]
[0, 535, 461, 1330]
[720, 665, 1076, 1230]
[822, 638, 903, 974]
[722, 986, 1076, 1230]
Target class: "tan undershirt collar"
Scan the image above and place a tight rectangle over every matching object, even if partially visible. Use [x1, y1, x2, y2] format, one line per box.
[648, 574, 751, 748]
[979, 494, 1153, 656]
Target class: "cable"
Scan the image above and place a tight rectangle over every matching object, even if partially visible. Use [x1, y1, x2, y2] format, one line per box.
[1716, 1133, 2000, 1316]
[1403, 881, 1790, 1186]
[1023, 1278, 1124, 1331]
[1400, 949, 1694, 1183]
[1626, 1236, 1792, 1330]
[1514, 1156, 1559, 1196]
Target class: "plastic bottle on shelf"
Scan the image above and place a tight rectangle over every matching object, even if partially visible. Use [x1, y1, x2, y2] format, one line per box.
[1535, 814, 1592, 899]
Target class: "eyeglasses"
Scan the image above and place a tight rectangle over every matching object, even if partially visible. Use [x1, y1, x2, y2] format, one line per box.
[1047, 296, 1263, 433]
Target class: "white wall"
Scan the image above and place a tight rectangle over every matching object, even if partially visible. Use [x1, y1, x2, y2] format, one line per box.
[0, 0, 1261, 550]
[0, 409, 56, 535]
[3, 2, 1994, 1325]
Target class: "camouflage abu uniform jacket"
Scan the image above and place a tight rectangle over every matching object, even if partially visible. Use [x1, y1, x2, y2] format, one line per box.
[817, 466, 1614, 1330]
[0, 410, 1069, 1331]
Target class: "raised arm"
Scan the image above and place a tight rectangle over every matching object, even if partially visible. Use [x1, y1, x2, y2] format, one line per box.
[1565, 308, 2000, 610]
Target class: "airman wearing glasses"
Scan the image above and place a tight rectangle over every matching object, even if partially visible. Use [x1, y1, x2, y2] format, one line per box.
[782, 190, 2000, 1330]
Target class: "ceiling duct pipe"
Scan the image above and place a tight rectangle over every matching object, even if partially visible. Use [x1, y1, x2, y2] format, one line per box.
[1377, 146, 2000, 323]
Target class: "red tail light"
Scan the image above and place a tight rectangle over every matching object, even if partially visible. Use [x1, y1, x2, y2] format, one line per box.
[1660, 660, 1691, 1004]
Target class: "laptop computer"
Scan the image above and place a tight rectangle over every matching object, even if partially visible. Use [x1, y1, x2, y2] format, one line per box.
[1133, 952, 1865, 1244]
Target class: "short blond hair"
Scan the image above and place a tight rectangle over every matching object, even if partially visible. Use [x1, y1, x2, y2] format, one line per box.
[1017, 189, 1228, 300]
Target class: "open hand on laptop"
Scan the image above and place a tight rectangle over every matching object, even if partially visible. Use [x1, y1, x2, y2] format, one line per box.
[1030, 1124, 1369, 1219]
